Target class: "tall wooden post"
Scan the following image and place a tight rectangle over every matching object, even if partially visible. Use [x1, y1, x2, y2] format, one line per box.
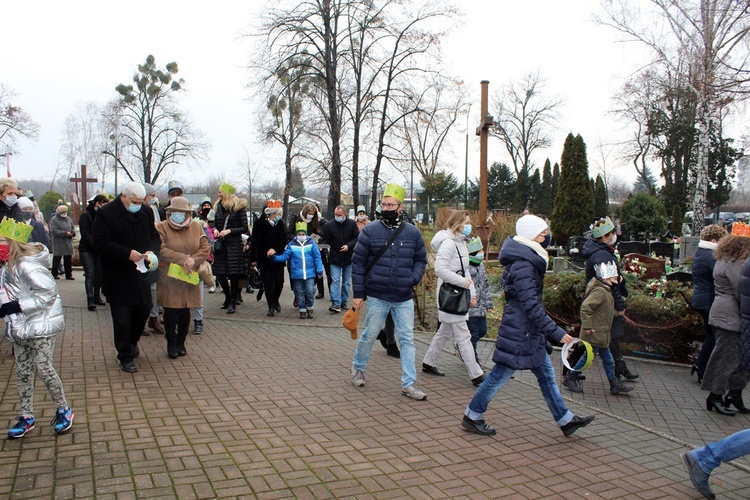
[476, 81, 494, 253]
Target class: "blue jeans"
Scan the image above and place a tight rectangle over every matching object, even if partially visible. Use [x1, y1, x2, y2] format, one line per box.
[193, 281, 204, 321]
[329, 264, 351, 307]
[352, 297, 417, 389]
[572, 346, 616, 380]
[468, 316, 487, 359]
[465, 355, 574, 426]
[292, 278, 316, 312]
[692, 429, 750, 474]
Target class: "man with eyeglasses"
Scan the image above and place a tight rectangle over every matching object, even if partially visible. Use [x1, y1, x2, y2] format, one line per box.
[94, 182, 161, 373]
[350, 183, 428, 400]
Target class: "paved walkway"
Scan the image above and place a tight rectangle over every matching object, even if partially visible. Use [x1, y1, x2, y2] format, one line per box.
[1, 270, 749, 498]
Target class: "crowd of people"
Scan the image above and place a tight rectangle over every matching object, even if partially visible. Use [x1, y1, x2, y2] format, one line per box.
[3, 175, 750, 497]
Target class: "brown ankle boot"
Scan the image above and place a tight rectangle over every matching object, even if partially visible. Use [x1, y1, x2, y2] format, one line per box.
[148, 316, 165, 335]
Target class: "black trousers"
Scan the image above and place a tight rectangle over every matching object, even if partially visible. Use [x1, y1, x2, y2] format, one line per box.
[52, 254, 72, 278]
[110, 303, 150, 363]
[261, 265, 285, 308]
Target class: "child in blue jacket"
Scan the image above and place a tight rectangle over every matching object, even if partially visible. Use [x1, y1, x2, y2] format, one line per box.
[267, 221, 324, 319]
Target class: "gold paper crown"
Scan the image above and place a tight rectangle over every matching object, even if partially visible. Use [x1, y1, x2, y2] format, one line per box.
[732, 222, 750, 237]
[219, 182, 235, 195]
[383, 183, 405, 203]
[267, 199, 282, 209]
[0, 217, 33, 244]
[295, 221, 308, 233]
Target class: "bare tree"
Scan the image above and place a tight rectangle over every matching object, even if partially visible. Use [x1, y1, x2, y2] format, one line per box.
[0, 84, 40, 156]
[598, 0, 750, 233]
[111, 55, 208, 185]
[58, 101, 110, 198]
[236, 146, 262, 212]
[490, 72, 564, 176]
[399, 75, 468, 197]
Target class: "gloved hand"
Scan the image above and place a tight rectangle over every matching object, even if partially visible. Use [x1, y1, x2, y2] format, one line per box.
[0, 300, 21, 317]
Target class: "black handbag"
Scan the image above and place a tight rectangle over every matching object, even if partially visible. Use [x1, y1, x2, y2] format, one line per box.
[437, 243, 471, 315]
[211, 213, 230, 254]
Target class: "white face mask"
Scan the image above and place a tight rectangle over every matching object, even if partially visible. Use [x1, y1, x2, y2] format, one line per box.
[305, 214, 313, 222]
[297, 235, 307, 244]
[357, 214, 366, 221]
[609, 234, 617, 245]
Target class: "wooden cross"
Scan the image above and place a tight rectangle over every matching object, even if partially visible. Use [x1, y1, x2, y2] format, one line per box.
[69, 164, 98, 205]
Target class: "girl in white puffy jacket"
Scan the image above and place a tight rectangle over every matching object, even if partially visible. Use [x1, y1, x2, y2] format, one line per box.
[1, 236, 73, 439]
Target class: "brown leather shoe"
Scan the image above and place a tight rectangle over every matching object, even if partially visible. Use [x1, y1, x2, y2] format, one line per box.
[148, 317, 165, 335]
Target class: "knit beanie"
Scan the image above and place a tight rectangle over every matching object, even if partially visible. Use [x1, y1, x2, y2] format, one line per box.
[516, 214, 548, 240]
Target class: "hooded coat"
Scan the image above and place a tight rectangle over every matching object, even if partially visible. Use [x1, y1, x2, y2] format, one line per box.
[249, 213, 288, 271]
[3, 245, 65, 341]
[579, 278, 615, 348]
[271, 236, 324, 280]
[581, 238, 627, 310]
[492, 237, 565, 370]
[211, 198, 248, 276]
[431, 229, 475, 323]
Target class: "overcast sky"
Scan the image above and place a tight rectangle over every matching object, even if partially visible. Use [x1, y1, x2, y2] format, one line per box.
[4, 0, 742, 194]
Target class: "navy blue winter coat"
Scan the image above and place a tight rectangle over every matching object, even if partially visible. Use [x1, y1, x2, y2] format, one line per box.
[738, 257, 750, 372]
[581, 238, 627, 311]
[271, 236, 324, 280]
[351, 220, 427, 303]
[692, 246, 717, 312]
[492, 237, 566, 370]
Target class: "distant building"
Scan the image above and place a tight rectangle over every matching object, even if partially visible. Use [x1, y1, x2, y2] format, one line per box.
[736, 155, 750, 194]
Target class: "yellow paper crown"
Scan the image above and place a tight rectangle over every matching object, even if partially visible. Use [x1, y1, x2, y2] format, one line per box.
[295, 221, 308, 234]
[383, 183, 405, 203]
[0, 217, 33, 244]
[219, 182, 235, 195]
[732, 221, 750, 237]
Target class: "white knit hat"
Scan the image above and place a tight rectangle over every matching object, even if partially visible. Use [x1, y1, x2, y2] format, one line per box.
[17, 197, 34, 210]
[516, 214, 548, 240]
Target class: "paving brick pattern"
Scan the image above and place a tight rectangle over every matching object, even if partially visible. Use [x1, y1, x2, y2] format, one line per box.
[0, 271, 748, 498]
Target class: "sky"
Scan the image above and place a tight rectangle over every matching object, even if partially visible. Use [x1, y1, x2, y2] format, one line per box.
[2, 0, 744, 195]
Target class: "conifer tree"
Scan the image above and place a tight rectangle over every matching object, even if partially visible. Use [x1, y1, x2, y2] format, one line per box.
[593, 175, 608, 218]
[551, 134, 593, 243]
[536, 158, 553, 216]
[528, 168, 542, 214]
[551, 162, 560, 203]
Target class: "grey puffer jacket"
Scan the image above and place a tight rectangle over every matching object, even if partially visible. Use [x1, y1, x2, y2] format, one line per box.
[3, 245, 65, 341]
[432, 229, 475, 323]
[468, 260, 493, 317]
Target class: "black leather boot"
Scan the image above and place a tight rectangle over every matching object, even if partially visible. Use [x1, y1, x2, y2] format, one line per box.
[166, 335, 178, 359]
[706, 392, 736, 416]
[724, 390, 750, 413]
[615, 359, 639, 381]
[609, 378, 634, 395]
[563, 372, 583, 393]
[87, 297, 96, 311]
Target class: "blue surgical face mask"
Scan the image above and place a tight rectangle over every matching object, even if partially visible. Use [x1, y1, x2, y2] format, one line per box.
[275, 215, 282, 222]
[126, 203, 142, 214]
[461, 224, 472, 237]
[335, 216, 345, 223]
[475, 252, 484, 261]
[170, 212, 186, 224]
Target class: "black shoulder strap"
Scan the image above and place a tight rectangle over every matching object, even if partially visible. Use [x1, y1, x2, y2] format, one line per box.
[365, 223, 406, 277]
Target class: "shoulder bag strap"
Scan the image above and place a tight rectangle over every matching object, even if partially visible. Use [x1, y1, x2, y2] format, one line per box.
[364, 222, 406, 277]
[454, 242, 466, 277]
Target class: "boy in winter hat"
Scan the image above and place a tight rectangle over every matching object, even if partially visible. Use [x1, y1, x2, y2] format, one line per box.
[563, 261, 634, 396]
[267, 221, 324, 319]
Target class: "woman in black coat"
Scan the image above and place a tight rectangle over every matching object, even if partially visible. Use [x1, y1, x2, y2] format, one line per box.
[211, 184, 248, 314]
[691, 224, 728, 382]
[78, 195, 109, 310]
[250, 203, 288, 316]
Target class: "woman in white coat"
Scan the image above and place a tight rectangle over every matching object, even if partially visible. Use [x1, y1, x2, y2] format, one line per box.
[422, 209, 486, 386]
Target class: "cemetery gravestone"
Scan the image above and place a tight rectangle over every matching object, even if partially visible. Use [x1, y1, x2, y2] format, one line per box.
[649, 241, 676, 261]
[625, 253, 666, 280]
[680, 236, 700, 262]
[618, 241, 648, 256]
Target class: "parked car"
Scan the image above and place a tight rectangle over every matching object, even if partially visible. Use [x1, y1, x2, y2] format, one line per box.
[735, 212, 750, 222]
[706, 212, 736, 225]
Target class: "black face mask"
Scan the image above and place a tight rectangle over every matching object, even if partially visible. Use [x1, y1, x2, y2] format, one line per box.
[540, 234, 551, 248]
[22, 212, 34, 221]
[381, 209, 398, 221]
[200, 207, 211, 218]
